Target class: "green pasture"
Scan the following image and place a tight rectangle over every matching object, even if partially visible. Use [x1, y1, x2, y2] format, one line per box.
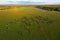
[0, 5, 60, 40]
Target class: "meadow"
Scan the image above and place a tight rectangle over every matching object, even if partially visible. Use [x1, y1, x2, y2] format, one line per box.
[0, 5, 60, 40]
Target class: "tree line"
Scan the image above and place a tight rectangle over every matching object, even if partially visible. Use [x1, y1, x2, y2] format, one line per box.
[35, 6, 60, 12]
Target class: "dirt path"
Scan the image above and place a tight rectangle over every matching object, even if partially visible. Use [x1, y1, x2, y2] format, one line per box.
[40, 23, 50, 40]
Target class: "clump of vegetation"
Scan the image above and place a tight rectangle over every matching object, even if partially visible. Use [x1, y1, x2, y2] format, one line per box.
[20, 16, 53, 33]
[20, 15, 54, 40]
[35, 5, 60, 12]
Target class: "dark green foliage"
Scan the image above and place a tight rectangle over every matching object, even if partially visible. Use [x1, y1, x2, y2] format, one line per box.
[35, 6, 60, 12]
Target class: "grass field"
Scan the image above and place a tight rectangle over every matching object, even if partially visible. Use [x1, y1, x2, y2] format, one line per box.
[0, 5, 60, 40]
